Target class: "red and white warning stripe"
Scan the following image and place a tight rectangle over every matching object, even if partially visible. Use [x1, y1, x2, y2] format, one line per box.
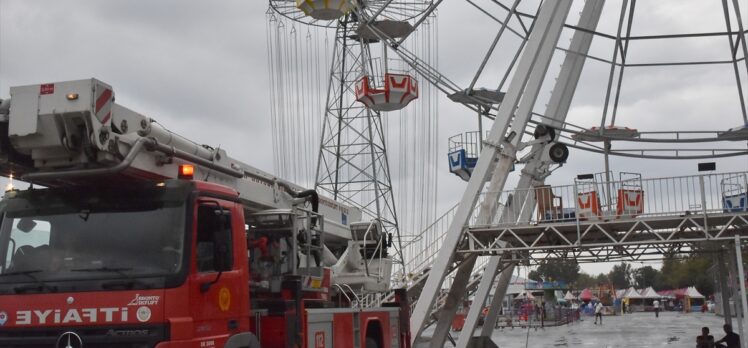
[94, 83, 113, 125]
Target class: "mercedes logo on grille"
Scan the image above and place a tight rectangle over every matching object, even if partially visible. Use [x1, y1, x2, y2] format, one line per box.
[56, 331, 83, 348]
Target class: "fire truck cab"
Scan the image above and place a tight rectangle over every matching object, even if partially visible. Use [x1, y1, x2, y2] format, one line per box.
[0, 79, 410, 348]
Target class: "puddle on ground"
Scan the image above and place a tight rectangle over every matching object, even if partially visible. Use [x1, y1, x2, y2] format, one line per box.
[666, 336, 680, 344]
[553, 337, 568, 347]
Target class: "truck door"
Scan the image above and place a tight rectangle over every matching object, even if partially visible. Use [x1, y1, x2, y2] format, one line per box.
[190, 200, 244, 342]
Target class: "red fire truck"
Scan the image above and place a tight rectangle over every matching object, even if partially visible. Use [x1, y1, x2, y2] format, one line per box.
[0, 79, 410, 348]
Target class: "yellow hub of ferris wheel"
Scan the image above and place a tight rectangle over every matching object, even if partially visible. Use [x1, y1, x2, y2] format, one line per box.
[295, 0, 352, 20]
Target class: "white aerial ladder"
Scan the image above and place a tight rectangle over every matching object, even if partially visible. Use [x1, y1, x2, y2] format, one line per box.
[0, 78, 393, 296]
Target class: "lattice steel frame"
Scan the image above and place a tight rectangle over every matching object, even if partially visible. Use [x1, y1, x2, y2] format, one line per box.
[314, 17, 404, 265]
[465, 211, 748, 259]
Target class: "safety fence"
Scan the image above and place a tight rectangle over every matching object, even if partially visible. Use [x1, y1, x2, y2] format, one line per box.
[361, 171, 748, 311]
[492, 307, 581, 329]
[470, 171, 748, 229]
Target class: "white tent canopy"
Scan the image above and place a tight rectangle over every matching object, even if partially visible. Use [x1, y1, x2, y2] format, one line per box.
[640, 287, 661, 299]
[623, 287, 644, 299]
[564, 291, 576, 301]
[685, 286, 705, 299]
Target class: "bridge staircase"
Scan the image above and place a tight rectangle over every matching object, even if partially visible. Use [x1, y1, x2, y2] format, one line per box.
[356, 203, 496, 333]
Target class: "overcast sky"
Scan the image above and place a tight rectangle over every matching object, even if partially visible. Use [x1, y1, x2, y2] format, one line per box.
[1, 0, 747, 276]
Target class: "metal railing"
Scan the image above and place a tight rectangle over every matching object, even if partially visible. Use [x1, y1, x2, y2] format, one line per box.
[360, 220, 388, 283]
[397, 203, 459, 284]
[470, 171, 748, 229]
[359, 202, 494, 309]
[495, 307, 580, 328]
[295, 207, 326, 279]
[448, 131, 483, 159]
[363, 57, 415, 89]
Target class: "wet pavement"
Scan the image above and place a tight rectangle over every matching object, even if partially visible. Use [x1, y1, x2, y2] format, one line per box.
[419, 311, 736, 347]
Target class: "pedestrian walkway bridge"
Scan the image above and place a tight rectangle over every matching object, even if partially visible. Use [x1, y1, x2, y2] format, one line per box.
[464, 171, 748, 263]
[360, 171, 748, 332]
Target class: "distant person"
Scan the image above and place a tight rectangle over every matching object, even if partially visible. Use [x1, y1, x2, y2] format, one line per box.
[715, 324, 740, 348]
[697, 327, 715, 348]
[653, 299, 660, 318]
[594, 302, 603, 325]
[541, 301, 546, 318]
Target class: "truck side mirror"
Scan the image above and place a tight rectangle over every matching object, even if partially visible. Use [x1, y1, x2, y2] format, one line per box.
[213, 211, 233, 272]
[198, 205, 234, 293]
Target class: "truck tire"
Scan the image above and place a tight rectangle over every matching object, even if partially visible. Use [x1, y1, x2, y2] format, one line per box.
[366, 337, 379, 348]
[224, 332, 261, 348]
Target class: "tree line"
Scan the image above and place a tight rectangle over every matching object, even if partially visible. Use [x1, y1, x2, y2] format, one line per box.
[527, 255, 715, 296]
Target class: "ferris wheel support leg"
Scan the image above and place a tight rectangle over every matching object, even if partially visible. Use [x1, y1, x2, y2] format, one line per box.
[734, 235, 748, 348]
[495, 0, 606, 223]
[429, 254, 478, 348]
[455, 256, 504, 348]
[478, 0, 607, 339]
[478, 1, 605, 344]
[727, 244, 745, 346]
[718, 252, 733, 326]
[481, 262, 517, 337]
[409, 0, 573, 343]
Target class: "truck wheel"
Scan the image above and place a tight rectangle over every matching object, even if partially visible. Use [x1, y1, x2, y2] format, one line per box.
[548, 143, 569, 163]
[224, 333, 260, 348]
[366, 337, 379, 348]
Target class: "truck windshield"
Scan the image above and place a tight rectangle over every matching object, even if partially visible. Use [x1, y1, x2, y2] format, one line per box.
[0, 185, 188, 289]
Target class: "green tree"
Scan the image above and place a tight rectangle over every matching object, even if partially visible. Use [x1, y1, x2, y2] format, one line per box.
[575, 272, 597, 288]
[660, 255, 714, 296]
[528, 270, 542, 282]
[633, 265, 662, 289]
[608, 262, 633, 288]
[530, 258, 580, 284]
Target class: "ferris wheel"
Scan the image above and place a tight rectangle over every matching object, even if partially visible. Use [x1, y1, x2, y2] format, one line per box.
[267, 0, 748, 346]
[266, 0, 748, 280]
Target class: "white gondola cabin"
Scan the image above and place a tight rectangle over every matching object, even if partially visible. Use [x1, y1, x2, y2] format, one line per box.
[295, 0, 351, 20]
[355, 73, 418, 112]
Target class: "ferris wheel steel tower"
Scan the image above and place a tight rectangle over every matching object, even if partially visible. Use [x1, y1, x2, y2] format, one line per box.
[314, 16, 405, 265]
[268, 0, 435, 276]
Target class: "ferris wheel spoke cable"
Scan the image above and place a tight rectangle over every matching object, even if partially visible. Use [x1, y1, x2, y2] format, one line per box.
[301, 30, 310, 184]
[467, 0, 522, 92]
[285, 27, 297, 180]
[266, 14, 280, 174]
[720, 0, 748, 124]
[599, 0, 630, 131]
[466, 0, 527, 40]
[609, 1, 637, 127]
[489, 0, 533, 34]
